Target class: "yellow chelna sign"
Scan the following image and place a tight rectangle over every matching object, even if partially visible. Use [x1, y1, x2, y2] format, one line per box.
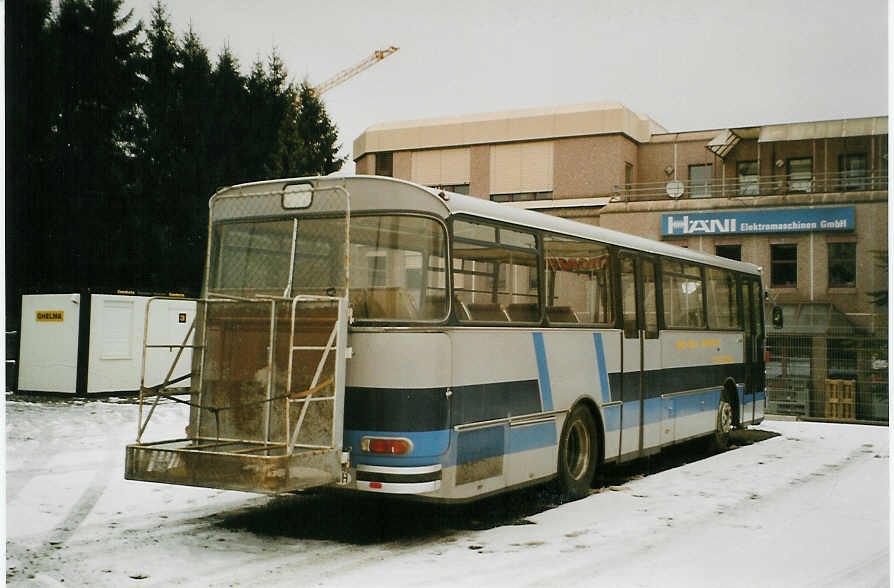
[36, 310, 64, 322]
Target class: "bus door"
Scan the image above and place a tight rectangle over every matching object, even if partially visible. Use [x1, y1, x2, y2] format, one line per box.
[740, 278, 764, 423]
[740, 279, 758, 423]
[618, 254, 659, 458]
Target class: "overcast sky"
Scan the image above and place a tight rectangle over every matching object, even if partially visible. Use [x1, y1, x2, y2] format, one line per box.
[121, 0, 889, 171]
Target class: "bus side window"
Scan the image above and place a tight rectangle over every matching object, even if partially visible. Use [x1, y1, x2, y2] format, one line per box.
[620, 255, 637, 338]
[706, 268, 742, 330]
[641, 258, 658, 338]
[662, 260, 706, 329]
[452, 218, 540, 324]
[542, 233, 613, 326]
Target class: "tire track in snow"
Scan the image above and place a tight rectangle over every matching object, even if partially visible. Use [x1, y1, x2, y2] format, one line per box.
[7, 449, 116, 583]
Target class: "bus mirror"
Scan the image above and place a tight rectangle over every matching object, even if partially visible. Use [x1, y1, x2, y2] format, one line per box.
[771, 306, 783, 329]
[283, 183, 313, 209]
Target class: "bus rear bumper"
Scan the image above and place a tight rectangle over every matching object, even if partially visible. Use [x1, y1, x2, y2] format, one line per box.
[353, 463, 442, 495]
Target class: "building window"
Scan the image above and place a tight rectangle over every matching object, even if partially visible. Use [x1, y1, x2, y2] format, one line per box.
[715, 244, 742, 261]
[624, 162, 634, 192]
[828, 242, 856, 288]
[737, 161, 759, 196]
[434, 184, 470, 195]
[770, 244, 798, 287]
[838, 154, 868, 191]
[689, 164, 713, 198]
[375, 152, 393, 177]
[490, 191, 553, 203]
[787, 157, 812, 193]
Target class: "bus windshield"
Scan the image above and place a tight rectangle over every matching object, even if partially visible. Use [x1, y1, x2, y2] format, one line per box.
[208, 214, 449, 321]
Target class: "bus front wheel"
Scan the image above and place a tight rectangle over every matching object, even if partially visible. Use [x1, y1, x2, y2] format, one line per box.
[556, 405, 598, 499]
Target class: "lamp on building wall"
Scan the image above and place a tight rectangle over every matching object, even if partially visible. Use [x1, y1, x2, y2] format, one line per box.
[775, 159, 785, 168]
[664, 165, 674, 177]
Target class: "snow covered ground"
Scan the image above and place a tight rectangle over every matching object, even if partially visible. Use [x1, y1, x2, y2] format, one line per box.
[5, 395, 890, 587]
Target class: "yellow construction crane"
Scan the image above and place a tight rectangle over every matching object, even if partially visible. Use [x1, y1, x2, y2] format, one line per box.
[313, 46, 399, 96]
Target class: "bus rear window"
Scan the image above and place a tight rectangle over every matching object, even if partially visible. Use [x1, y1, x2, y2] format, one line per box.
[209, 215, 448, 322]
[210, 220, 294, 294]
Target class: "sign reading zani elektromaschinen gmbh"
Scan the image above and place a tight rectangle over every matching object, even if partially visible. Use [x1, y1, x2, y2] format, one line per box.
[661, 206, 855, 237]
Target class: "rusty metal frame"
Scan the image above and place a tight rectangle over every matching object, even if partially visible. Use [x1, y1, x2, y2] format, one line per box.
[128, 182, 353, 494]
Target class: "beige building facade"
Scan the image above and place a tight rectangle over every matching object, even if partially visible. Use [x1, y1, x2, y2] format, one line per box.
[354, 102, 888, 334]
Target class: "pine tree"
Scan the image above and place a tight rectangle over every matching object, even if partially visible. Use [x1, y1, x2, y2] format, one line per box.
[7, 0, 350, 316]
[267, 84, 306, 178]
[245, 51, 290, 180]
[43, 0, 143, 291]
[135, 1, 182, 288]
[209, 46, 248, 188]
[6, 0, 54, 316]
[295, 82, 345, 175]
[169, 27, 214, 290]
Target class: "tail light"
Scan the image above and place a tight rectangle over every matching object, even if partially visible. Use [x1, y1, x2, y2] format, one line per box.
[360, 436, 413, 455]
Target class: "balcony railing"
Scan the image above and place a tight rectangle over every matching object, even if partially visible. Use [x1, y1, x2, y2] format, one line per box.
[611, 170, 888, 202]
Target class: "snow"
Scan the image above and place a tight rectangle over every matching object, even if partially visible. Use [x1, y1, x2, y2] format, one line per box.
[5, 396, 890, 587]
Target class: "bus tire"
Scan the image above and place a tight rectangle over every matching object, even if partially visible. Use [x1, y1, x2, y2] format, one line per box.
[556, 405, 598, 500]
[711, 395, 734, 451]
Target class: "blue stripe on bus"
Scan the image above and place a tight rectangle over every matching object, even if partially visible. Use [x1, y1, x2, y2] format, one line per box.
[344, 429, 450, 467]
[456, 426, 503, 464]
[532, 333, 554, 411]
[347, 422, 559, 468]
[347, 387, 751, 467]
[673, 389, 721, 418]
[603, 403, 621, 432]
[509, 422, 557, 453]
[454, 423, 557, 465]
[593, 333, 611, 404]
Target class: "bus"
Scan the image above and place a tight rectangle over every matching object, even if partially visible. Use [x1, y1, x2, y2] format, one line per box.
[125, 175, 765, 502]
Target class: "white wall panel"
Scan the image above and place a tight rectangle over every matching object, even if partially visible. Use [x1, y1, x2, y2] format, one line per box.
[489, 141, 554, 194]
[410, 148, 470, 186]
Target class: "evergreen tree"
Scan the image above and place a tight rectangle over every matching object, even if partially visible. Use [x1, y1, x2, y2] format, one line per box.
[6, 0, 348, 325]
[267, 82, 344, 178]
[170, 27, 214, 290]
[135, 1, 182, 287]
[208, 46, 248, 188]
[245, 51, 290, 179]
[6, 0, 54, 316]
[295, 82, 345, 175]
[43, 0, 143, 291]
[267, 84, 306, 178]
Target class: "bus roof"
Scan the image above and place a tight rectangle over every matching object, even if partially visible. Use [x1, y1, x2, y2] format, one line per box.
[219, 175, 762, 276]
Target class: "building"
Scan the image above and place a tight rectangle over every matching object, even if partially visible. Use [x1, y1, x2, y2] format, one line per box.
[353, 102, 888, 421]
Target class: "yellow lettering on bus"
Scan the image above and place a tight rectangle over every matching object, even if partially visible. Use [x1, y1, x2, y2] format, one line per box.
[676, 339, 698, 350]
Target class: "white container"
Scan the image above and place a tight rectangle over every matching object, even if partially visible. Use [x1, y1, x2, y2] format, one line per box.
[17, 293, 195, 395]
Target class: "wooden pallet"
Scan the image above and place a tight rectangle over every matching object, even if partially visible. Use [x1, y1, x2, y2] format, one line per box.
[825, 379, 856, 420]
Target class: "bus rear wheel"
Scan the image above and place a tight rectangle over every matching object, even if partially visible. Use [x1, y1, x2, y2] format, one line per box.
[556, 405, 598, 500]
[710, 396, 734, 451]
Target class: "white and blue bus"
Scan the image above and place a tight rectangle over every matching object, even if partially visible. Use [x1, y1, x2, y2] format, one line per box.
[126, 175, 765, 502]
